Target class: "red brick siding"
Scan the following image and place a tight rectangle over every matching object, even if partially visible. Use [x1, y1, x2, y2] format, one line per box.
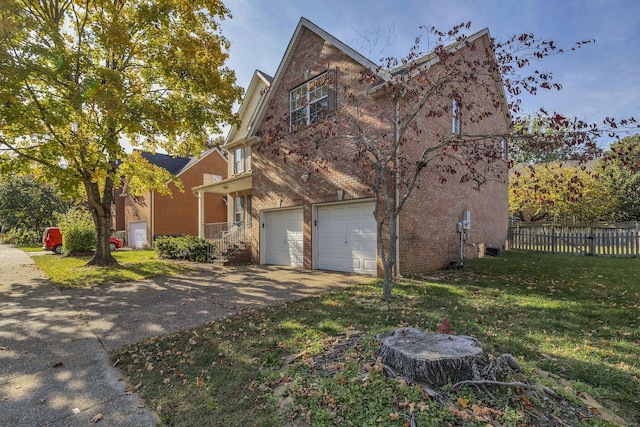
[122, 150, 228, 246]
[253, 28, 508, 276]
[153, 151, 228, 237]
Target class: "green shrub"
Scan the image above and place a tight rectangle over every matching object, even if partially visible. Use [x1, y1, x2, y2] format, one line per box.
[114, 230, 126, 246]
[4, 228, 40, 244]
[155, 235, 211, 262]
[58, 208, 95, 254]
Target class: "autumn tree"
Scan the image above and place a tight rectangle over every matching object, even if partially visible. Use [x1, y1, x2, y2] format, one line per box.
[509, 115, 602, 164]
[0, 174, 71, 231]
[598, 135, 640, 221]
[260, 23, 638, 299]
[0, 0, 242, 265]
[509, 163, 614, 222]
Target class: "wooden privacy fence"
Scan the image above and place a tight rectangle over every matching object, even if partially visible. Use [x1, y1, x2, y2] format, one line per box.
[508, 222, 640, 257]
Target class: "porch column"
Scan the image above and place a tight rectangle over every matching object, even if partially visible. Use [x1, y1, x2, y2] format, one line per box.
[197, 190, 205, 238]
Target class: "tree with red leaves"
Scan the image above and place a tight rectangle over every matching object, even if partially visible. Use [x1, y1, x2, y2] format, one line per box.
[259, 22, 638, 299]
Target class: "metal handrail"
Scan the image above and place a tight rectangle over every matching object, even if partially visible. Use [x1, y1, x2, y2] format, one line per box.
[204, 222, 251, 261]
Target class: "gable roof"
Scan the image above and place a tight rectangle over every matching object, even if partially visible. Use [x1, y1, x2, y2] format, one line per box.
[367, 28, 494, 96]
[139, 147, 227, 177]
[140, 151, 191, 175]
[249, 17, 392, 139]
[224, 70, 273, 147]
[250, 18, 511, 139]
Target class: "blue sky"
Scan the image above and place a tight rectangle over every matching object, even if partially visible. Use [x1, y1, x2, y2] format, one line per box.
[220, 0, 640, 142]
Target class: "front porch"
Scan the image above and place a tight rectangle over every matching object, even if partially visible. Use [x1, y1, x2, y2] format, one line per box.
[203, 221, 252, 264]
[193, 166, 254, 264]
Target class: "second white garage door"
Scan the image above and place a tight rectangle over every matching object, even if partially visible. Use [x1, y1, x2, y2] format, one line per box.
[317, 202, 377, 275]
[264, 209, 304, 267]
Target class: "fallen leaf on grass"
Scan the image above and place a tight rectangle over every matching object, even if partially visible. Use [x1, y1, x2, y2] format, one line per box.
[589, 407, 602, 415]
[417, 402, 430, 412]
[91, 413, 103, 423]
[457, 397, 469, 408]
[124, 383, 141, 394]
[578, 392, 629, 425]
[521, 393, 532, 409]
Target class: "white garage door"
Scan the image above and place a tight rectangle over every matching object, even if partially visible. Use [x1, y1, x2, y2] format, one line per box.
[129, 221, 147, 248]
[317, 202, 377, 275]
[264, 209, 303, 267]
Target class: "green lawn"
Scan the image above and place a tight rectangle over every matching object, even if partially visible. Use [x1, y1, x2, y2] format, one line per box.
[112, 252, 640, 426]
[32, 250, 193, 288]
[16, 243, 44, 252]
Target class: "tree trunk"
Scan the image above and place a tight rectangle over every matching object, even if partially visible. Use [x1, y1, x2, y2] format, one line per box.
[84, 176, 117, 267]
[381, 209, 397, 300]
[89, 207, 116, 266]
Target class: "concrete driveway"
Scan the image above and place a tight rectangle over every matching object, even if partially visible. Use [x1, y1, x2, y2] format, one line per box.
[0, 244, 371, 426]
[62, 261, 371, 351]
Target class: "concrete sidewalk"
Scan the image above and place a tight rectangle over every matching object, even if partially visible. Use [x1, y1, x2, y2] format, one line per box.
[1, 244, 371, 426]
[0, 244, 159, 426]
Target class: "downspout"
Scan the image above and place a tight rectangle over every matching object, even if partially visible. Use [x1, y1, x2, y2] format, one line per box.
[394, 96, 402, 278]
[150, 191, 155, 249]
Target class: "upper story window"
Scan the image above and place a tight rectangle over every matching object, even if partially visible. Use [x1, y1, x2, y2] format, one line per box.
[452, 98, 461, 135]
[290, 70, 336, 131]
[234, 146, 244, 174]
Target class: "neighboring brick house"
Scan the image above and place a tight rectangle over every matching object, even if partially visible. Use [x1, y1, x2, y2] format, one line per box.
[196, 17, 509, 276]
[114, 148, 227, 248]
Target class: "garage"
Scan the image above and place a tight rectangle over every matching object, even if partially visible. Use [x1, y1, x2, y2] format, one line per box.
[263, 208, 304, 267]
[129, 221, 147, 248]
[316, 201, 377, 275]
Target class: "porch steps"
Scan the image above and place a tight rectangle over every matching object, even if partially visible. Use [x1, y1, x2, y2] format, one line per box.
[207, 241, 252, 266]
[222, 243, 252, 266]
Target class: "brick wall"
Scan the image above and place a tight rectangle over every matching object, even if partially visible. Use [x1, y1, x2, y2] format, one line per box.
[253, 27, 508, 276]
[396, 34, 509, 274]
[123, 150, 228, 246]
[153, 150, 228, 238]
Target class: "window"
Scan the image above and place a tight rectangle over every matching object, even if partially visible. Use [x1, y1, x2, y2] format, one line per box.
[452, 98, 460, 134]
[246, 145, 251, 171]
[234, 146, 244, 174]
[234, 196, 244, 224]
[246, 195, 252, 226]
[500, 139, 508, 161]
[290, 71, 335, 131]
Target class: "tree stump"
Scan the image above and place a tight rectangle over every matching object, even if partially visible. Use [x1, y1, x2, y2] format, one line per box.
[378, 327, 492, 388]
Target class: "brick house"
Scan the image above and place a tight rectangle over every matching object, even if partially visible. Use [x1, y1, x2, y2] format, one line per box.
[114, 148, 227, 248]
[195, 18, 509, 276]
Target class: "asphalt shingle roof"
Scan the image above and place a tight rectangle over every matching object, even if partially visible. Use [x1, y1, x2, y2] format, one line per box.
[139, 152, 191, 176]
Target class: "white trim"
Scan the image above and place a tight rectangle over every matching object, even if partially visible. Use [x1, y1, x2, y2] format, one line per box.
[174, 147, 227, 178]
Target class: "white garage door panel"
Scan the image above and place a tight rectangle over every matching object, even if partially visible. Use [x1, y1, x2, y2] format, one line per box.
[265, 209, 303, 267]
[317, 202, 377, 275]
[129, 222, 147, 248]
